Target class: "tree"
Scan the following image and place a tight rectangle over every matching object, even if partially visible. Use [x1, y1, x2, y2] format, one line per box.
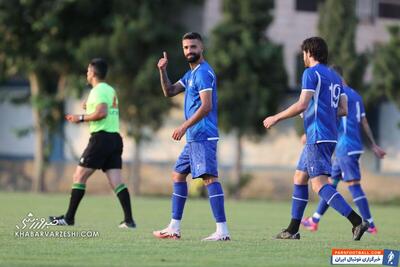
[208, 0, 287, 197]
[0, 0, 113, 191]
[76, 1, 201, 195]
[318, 0, 367, 91]
[369, 25, 400, 108]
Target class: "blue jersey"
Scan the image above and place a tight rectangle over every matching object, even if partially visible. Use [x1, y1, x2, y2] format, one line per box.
[179, 61, 219, 142]
[301, 64, 343, 144]
[335, 86, 366, 156]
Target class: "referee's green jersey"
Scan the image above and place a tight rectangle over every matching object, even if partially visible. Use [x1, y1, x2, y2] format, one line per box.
[86, 82, 119, 133]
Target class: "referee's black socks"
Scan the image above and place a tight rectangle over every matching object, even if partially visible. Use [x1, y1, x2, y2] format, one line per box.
[65, 183, 86, 224]
[115, 184, 134, 223]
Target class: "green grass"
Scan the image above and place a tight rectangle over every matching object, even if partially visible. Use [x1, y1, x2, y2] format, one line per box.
[0, 192, 399, 267]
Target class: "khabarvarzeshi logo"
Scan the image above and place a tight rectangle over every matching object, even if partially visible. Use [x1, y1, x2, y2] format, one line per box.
[15, 213, 99, 238]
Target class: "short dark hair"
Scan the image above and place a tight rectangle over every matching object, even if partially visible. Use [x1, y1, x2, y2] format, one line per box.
[301, 37, 328, 64]
[330, 64, 343, 76]
[90, 58, 108, 79]
[182, 32, 203, 42]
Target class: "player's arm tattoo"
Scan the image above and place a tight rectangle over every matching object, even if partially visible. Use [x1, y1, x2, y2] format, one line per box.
[159, 69, 184, 97]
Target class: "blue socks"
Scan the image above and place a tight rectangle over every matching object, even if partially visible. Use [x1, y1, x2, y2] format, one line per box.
[318, 184, 352, 217]
[171, 182, 188, 220]
[349, 184, 374, 227]
[312, 179, 339, 223]
[171, 181, 228, 224]
[291, 184, 309, 220]
[207, 182, 226, 222]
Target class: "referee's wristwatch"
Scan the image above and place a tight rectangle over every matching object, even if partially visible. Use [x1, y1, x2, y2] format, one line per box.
[79, 114, 85, 122]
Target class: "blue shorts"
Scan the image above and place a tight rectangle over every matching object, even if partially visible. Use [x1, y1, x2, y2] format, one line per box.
[174, 140, 218, 178]
[331, 154, 361, 181]
[297, 143, 336, 179]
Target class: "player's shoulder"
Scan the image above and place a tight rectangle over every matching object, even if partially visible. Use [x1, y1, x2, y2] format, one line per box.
[323, 66, 342, 85]
[301, 67, 316, 82]
[196, 62, 215, 79]
[302, 66, 315, 75]
[95, 82, 113, 90]
[199, 61, 214, 72]
[183, 68, 192, 77]
[345, 86, 362, 100]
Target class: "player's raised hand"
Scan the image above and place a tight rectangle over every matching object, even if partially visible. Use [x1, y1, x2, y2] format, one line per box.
[372, 144, 386, 159]
[157, 51, 168, 70]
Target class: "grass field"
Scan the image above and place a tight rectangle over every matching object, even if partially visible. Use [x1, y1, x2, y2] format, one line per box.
[0, 192, 399, 267]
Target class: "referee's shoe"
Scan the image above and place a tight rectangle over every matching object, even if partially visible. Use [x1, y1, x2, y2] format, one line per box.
[49, 215, 74, 226]
[118, 220, 136, 229]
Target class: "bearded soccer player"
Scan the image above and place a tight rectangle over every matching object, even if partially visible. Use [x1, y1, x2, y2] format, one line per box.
[153, 32, 230, 241]
[49, 58, 136, 228]
[263, 37, 369, 240]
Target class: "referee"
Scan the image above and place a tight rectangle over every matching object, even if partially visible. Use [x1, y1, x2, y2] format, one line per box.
[50, 58, 136, 228]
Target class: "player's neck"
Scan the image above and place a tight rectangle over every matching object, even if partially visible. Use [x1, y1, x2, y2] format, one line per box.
[308, 59, 319, 67]
[91, 79, 105, 87]
[189, 58, 204, 70]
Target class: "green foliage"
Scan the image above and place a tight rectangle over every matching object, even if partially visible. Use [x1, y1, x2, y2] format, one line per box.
[76, 0, 201, 142]
[0, 0, 112, 75]
[369, 25, 400, 108]
[318, 0, 367, 91]
[208, 0, 287, 139]
[0, 0, 115, 150]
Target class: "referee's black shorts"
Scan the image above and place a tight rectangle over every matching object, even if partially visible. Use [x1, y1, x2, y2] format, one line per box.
[79, 131, 123, 172]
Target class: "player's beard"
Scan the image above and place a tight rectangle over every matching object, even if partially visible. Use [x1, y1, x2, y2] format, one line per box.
[186, 53, 200, 63]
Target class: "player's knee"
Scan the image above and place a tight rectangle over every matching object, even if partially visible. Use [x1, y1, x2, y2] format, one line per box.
[202, 176, 218, 186]
[311, 179, 326, 193]
[293, 171, 308, 185]
[311, 182, 321, 193]
[172, 172, 186, 183]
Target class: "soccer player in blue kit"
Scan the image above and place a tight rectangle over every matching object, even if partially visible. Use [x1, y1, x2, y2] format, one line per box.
[153, 32, 230, 241]
[263, 37, 369, 240]
[302, 65, 386, 234]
